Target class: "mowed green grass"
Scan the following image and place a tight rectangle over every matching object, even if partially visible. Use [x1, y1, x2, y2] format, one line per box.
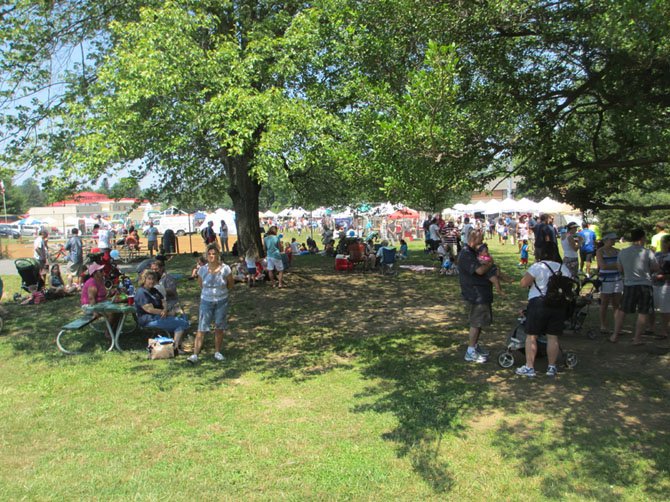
[0, 236, 668, 500]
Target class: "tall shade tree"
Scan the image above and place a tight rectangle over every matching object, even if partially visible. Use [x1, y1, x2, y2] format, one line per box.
[1, 0, 366, 253]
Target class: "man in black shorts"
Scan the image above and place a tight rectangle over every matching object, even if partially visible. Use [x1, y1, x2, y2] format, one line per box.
[611, 228, 659, 344]
[457, 229, 495, 363]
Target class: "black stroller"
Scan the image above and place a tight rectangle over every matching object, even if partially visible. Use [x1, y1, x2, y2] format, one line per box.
[496, 310, 579, 370]
[565, 275, 601, 339]
[14, 258, 45, 293]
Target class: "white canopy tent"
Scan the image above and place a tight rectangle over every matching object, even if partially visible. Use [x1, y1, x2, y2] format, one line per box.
[310, 207, 328, 218]
[198, 208, 238, 235]
[289, 207, 307, 218]
[537, 197, 576, 214]
[482, 199, 502, 214]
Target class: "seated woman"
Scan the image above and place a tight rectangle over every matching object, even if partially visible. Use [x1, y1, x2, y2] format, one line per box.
[135, 270, 189, 351]
[398, 239, 409, 260]
[81, 263, 121, 338]
[48, 264, 76, 295]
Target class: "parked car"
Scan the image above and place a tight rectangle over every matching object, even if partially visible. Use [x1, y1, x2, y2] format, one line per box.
[18, 225, 40, 237]
[0, 224, 20, 239]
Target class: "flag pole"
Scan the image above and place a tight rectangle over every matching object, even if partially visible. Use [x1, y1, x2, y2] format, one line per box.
[1, 181, 6, 259]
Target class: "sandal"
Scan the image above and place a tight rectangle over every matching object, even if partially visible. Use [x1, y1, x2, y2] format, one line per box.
[608, 335, 618, 343]
[631, 340, 645, 346]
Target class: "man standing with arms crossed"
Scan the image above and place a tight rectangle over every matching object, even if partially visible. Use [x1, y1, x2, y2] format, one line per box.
[458, 229, 495, 363]
[611, 228, 659, 345]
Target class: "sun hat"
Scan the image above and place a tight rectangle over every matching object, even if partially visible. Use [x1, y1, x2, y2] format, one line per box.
[88, 263, 105, 275]
[602, 232, 618, 241]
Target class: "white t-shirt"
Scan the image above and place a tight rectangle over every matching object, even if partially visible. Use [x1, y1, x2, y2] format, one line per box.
[527, 260, 572, 300]
[561, 235, 579, 258]
[33, 236, 47, 261]
[429, 224, 440, 241]
[290, 241, 301, 254]
[97, 228, 110, 249]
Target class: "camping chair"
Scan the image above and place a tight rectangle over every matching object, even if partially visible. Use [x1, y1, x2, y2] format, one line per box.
[379, 247, 397, 275]
[347, 242, 368, 272]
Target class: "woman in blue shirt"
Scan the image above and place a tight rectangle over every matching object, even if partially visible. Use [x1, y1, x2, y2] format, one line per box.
[135, 270, 189, 352]
[264, 226, 285, 288]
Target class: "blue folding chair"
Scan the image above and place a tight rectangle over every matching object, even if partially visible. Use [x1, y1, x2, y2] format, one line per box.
[380, 247, 397, 275]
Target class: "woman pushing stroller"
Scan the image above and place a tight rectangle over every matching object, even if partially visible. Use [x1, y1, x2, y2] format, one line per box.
[516, 242, 572, 378]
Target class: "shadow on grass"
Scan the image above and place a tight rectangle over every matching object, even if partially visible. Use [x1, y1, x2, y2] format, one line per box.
[488, 373, 670, 499]
[2, 251, 668, 496]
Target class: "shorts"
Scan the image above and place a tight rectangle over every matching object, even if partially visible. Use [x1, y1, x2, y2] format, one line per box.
[198, 297, 229, 332]
[562, 257, 579, 278]
[69, 261, 84, 276]
[620, 285, 654, 315]
[579, 249, 594, 263]
[464, 302, 492, 328]
[600, 279, 623, 295]
[525, 297, 565, 336]
[653, 283, 670, 313]
[147, 240, 158, 251]
[266, 257, 284, 271]
[247, 267, 256, 276]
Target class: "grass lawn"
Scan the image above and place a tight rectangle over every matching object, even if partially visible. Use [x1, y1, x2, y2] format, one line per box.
[0, 236, 668, 500]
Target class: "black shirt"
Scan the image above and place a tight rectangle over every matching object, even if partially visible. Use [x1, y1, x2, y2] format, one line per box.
[457, 245, 494, 304]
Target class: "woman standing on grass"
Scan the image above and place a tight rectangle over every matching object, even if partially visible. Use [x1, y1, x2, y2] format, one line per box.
[596, 233, 622, 335]
[188, 244, 234, 364]
[264, 225, 285, 288]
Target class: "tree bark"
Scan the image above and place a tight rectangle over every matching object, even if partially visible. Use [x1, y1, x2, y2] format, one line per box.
[227, 155, 264, 258]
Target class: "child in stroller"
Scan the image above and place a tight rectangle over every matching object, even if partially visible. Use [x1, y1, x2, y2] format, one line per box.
[565, 275, 601, 339]
[14, 258, 47, 305]
[14, 258, 45, 293]
[497, 310, 578, 370]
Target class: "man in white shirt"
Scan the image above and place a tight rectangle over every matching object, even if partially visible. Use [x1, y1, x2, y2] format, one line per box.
[33, 230, 48, 268]
[94, 223, 110, 251]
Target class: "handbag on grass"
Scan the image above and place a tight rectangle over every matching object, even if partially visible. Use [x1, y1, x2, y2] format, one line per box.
[147, 337, 175, 360]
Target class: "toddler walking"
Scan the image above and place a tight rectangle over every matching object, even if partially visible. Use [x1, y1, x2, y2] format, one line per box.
[518, 239, 529, 268]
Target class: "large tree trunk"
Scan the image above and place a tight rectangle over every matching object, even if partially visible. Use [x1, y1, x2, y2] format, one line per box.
[227, 155, 264, 257]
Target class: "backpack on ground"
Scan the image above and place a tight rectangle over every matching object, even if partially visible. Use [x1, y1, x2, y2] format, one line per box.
[535, 262, 577, 306]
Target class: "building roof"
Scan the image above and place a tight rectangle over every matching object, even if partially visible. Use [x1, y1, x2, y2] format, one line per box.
[49, 191, 139, 206]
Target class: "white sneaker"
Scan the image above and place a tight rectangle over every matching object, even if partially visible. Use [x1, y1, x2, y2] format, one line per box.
[464, 349, 488, 363]
[187, 354, 198, 364]
[214, 352, 225, 362]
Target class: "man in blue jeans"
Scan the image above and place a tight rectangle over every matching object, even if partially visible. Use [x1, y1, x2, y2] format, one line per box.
[457, 229, 495, 363]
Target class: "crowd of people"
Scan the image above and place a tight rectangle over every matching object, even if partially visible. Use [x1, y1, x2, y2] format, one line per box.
[455, 216, 669, 378]
[24, 207, 670, 370]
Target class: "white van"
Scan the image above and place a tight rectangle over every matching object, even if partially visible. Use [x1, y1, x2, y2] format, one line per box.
[145, 215, 195, 236]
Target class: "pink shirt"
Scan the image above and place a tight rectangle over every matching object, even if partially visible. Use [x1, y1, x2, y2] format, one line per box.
[81, 277, 107, 306]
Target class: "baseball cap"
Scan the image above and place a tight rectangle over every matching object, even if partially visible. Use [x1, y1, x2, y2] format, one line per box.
[88, 263, 105, 275]
[602, 232, 618, 241]
[566, 222, 578, 230]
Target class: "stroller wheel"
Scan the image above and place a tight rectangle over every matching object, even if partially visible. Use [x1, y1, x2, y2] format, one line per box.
[586, 328, 597, 340]
[564, 351, 578, 369]
[497, 350, 515, 369]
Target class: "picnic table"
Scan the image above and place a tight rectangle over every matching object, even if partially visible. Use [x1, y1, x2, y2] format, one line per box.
[57, 301, 137, 354]
[85, 301, 136, 351]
